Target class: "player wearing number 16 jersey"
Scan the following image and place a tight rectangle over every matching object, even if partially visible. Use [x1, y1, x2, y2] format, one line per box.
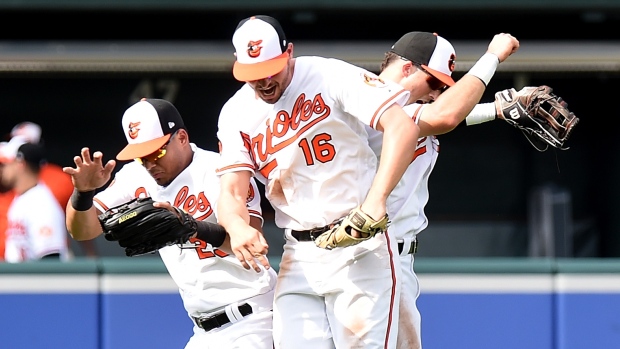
[216, 15, 420, 349]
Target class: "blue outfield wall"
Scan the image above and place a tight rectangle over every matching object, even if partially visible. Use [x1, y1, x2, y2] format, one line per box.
[0, 258, 619, 349]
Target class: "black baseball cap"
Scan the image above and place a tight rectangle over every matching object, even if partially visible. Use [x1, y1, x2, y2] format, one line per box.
[116, 98, 185, 161]
[390, 32, 457, 87]
[15, 142, 47, 168]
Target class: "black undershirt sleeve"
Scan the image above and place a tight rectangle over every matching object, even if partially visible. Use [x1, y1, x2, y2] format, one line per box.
[194, 221, 227, 247]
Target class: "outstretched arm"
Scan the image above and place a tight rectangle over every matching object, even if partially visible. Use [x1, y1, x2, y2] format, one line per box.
[63, 147, 116, 241]
[218, 170, 270, 272]
[417, 33, 520, 137]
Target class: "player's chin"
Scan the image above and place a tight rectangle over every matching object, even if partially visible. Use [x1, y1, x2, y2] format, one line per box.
[257, 88, 281, 104]
[155, 177, 172, 187]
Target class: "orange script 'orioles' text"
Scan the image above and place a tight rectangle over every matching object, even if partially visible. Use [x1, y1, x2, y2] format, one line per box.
[251, 93, 331, 162]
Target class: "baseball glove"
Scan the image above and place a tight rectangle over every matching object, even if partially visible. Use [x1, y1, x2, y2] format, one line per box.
[99, 197, 197, 257]
[314, 206, 389, 250]
[495, 85, 579, 152]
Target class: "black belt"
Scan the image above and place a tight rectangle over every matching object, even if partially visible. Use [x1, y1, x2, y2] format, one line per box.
[291, 225, 331, 241]
[294, 227, 418, 255]
[193, 303, 253, 331]
[398, 240, 418, 255]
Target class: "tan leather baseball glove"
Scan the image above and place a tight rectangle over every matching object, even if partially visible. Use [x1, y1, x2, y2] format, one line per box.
[314, 206, 389, 250]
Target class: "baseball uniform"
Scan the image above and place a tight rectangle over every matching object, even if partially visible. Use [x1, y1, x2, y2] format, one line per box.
[218, 56, 410, 349]
[5, 183, 69, 262]
[367, 102, 439, 349]
[94, 144, 277, 349]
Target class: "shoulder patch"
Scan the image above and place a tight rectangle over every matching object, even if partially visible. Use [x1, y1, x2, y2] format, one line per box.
[246, 184, 256, 204]
[361, 72, 387, 88]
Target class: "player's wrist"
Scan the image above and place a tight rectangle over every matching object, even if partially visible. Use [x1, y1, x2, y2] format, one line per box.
[466, 53, 500, 86]
[465, 102, 497, 126]
[70, 188, 95, 211]
[195, 221, 227, 247]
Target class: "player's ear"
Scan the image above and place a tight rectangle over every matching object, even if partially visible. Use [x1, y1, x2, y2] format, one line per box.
[286, 42, 294, 56]
[402, 61, 414, 78]
[176, 129, 189, 145]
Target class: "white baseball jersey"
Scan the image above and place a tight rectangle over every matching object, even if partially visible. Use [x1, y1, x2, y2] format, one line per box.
[368, 102, 440, 349]
[5, 183, 69, 262]
[217, 56, 410, 230]
[93, 144, 277, 317]
[217, 56, 410, 349]
[367, 102, 439, 241]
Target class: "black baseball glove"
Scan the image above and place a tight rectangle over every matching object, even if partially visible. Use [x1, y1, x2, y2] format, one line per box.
[99, 197, 197, 257]
[495, 85, 579, 151]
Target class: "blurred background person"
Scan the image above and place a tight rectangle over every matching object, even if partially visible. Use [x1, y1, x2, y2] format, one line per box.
[0, 141, 15, 261]
[0, 137, 69, 261]
[9, 121, 98, 258]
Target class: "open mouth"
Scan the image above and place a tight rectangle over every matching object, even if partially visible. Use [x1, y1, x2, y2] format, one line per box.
[258, 85, 277, 97]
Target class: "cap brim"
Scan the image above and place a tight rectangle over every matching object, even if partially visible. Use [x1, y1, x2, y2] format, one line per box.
[422, 64, 455, 87]
[116, 134, 171, 161]
[233, 52, 289, 82]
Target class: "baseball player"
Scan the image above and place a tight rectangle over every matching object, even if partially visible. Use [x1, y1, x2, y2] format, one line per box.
[370, 32, 520, 348]
[0, 141, 13, 260]
[216, 15, 419, 348]
[63, 98, 277, 348]
[0, 137, 69, 262]
[11, 121, 98, 258]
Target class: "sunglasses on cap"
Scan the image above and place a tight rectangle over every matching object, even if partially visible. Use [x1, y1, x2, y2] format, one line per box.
[414, 64, 447, 91]
[134, 131, 177, 166]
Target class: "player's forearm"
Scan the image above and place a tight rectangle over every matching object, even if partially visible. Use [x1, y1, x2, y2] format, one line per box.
[65, 188, 103, 240]
[418, 75, 487, 137]
[217, 189, 252, 233]
[366, 109, 419, 212]
[65, 204, 103, 241]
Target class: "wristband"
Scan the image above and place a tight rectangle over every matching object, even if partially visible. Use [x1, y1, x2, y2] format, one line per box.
[70, 188, 95, 211]
[466, 53, 500, 86]
[195, 221, 227, 247]
[465, 103, 497, 126]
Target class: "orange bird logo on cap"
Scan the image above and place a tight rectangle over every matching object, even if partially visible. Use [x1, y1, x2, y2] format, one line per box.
[128, 122, 141, 139]
[448, 54, 456, 72]
[247, 40, 263, 58]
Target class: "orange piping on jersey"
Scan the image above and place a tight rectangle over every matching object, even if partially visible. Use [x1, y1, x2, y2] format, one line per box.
[216, 163, 256, 174]
[94, 197, 109, 211]
[384, 229, 398, 348]
[259, 159, 278, 179]
[369, 89, 409, 129]
[252, 93, 331, 162]
[411, 145, 427, 162]
[248, 209, 261, 217]
[410, 104, 424, 122]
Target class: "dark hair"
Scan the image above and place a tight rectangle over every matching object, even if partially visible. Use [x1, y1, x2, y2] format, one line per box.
[380, 51, 402, 73]
[16, 143, 46, 174]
